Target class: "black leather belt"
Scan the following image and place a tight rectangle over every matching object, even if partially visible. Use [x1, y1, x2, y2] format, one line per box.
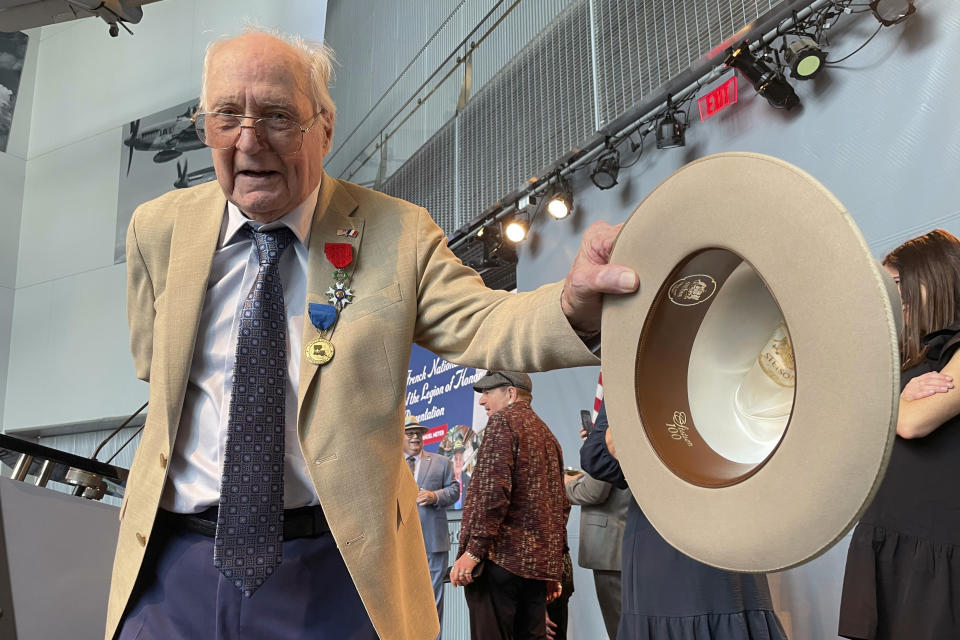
[157, 505, 330, 540]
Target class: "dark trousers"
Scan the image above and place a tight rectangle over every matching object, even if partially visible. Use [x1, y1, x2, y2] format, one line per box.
[593, 569, 622, 640]
[545, 589, 570, 639]
[117, 520, 378, 640]
[464, 561, 547, 640]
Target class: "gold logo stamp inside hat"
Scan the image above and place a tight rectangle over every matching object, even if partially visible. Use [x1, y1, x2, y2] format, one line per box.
[667, 274, 717, 306]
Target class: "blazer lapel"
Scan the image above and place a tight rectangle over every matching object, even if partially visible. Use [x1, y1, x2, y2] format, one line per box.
[417, 453, 433, 486]
[162, 187, 225, 445]
[297, 173, 362, 416]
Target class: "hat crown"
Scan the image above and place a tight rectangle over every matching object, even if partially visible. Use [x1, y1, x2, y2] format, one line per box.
[472, 370, 532, 392]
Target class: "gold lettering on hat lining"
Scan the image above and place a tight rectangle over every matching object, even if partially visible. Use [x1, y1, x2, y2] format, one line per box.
[666, 411, 694, 448]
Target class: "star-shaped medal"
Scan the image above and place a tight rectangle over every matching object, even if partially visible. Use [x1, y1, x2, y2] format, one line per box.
[326, 281, 355, 310]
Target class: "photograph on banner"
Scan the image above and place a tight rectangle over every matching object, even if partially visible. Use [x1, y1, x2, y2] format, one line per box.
[0, 31, 28, 153]
[405, 343, 488, 509]
[114, 97, 215, 263]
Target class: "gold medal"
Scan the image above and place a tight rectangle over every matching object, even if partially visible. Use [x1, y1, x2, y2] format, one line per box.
[305, 336, 335, 365]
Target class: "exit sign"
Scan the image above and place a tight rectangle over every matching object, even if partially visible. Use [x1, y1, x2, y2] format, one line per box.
[698, 76, 738, 122]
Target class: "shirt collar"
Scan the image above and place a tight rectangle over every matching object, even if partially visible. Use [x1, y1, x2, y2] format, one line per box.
[219, 182, 320, 249]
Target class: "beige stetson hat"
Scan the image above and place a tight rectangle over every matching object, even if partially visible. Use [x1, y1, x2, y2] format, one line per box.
[601, 152, 901, 573]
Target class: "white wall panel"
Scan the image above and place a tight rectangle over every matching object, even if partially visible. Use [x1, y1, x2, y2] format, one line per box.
[17, 128, 121, 288]
[27, 0, 198, 159]
[5, 264, 145, 431]
[191, 0, 328, 84]
[0, 153, 25, 289]
[0, 286, 13, 426]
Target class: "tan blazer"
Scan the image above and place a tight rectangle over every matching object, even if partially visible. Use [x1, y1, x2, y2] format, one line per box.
[107, 174, 598, 640]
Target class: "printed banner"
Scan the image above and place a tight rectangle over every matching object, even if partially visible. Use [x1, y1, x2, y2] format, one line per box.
[405, 344, 487, 509]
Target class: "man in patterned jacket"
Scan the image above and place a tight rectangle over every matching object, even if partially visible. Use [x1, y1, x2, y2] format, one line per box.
[451, 371, 569, 639]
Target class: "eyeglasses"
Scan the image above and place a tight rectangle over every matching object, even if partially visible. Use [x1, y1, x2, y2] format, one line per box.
[192, 110, 324, 156]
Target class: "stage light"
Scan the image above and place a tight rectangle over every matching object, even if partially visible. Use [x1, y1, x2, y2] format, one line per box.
[547, 193, 572, 220]
[784, 38, 825, 80]
[869, 0, 915, 26]
[591, 146, 620, 190]
[546, 179, 574, 220]
[656, 96, 687, 150]
[504, 217, 528, 243]
[724, 41, 800, 110]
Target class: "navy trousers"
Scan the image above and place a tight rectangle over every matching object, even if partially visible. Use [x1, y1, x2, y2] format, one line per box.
[118, 521, 378, 640]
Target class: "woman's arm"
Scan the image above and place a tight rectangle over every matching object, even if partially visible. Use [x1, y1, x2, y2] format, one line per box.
[581, 402, 628, 488]
[898, 351, 960, 438]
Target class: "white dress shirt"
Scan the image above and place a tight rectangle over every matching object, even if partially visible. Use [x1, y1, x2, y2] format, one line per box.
[405, 451, 422, 484]
[160, 186, 321, 513]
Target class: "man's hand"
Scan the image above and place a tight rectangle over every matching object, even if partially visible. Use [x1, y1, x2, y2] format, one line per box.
[546, 612, 558, 639]
[902, 371, 953, 401]
[546, 580, 562, 602]
[564, 472, 583, 489]
[416, 489, 437, 506]
[606, 427, 618, 460]
[450, 553, 479, 587]
[560, 221, 639, 334]
[579, 426, 588, 441]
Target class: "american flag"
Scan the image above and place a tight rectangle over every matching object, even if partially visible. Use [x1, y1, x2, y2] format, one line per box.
[592, 371, 603, 422]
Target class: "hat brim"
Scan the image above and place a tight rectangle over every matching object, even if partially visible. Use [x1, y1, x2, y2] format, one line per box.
[601, 152, 901, 572]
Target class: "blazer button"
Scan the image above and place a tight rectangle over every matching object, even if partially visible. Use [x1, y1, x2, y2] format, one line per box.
[136, 532, 147, 546]
[159, 453, 167, 469]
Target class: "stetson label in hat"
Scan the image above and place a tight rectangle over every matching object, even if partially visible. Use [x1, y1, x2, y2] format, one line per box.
[601, 152, 901, 573]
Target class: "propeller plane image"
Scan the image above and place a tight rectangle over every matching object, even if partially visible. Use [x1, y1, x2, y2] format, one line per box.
[0, 0, 163, 37]
[122, 104, 205, 176]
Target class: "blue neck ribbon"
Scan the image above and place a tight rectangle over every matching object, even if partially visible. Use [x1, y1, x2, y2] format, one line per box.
[308, 302, 338, 331]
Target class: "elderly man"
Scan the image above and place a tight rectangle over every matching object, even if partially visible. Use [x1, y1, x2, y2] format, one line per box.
[108, 28, 636, 640]
[403, 415, 459, 637]
[453, 371, 569, 640]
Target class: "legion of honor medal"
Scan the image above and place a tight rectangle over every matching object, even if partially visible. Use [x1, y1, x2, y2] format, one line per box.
[324, 243, 355, 310]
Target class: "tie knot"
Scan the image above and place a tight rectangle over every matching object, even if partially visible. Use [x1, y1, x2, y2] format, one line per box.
[247, 226, 295, 267]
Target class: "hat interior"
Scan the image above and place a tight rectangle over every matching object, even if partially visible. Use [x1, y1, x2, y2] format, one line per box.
[636, 249, 794, 487]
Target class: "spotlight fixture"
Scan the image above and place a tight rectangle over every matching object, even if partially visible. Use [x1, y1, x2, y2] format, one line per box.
[591, 143, 621, 190]
[546, 178, 574, 220]
[784, 37, 825, 80]
[656, 95, 687, 150]
[504, 217, 528, 243]
[869, 0, 915, 26]
[724, 41, 800, 110]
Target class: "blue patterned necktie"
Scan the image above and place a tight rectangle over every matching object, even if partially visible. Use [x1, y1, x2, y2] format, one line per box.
[214, 226, 294, 597]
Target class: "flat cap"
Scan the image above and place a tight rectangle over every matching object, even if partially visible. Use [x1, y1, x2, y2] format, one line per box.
[472, 371, 532, 392]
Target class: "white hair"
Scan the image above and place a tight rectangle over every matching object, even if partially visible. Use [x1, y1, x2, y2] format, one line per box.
[199, 26, 337, 126]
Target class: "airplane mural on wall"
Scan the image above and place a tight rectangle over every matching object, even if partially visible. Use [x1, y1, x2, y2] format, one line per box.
[122, 104, 205, 175]
[116, 97, 216, 263]
[174, 158, 216, 190]
[0, 0, 163, 37]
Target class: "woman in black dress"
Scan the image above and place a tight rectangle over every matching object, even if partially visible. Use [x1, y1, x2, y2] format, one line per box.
[582, 401, 787, 640]
[839, 228, 960, 639]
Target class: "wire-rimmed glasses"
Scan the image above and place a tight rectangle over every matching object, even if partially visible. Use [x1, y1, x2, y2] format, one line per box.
[192, 111, 323, 156]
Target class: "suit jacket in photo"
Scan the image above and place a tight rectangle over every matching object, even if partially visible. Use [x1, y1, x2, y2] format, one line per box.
[107, 174, 598, 640]
[566, 472, 631, 571]
[414, 451, 459, 553]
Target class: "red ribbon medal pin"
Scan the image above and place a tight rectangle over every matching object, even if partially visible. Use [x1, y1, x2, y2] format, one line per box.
[324, 243, 355, 310]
